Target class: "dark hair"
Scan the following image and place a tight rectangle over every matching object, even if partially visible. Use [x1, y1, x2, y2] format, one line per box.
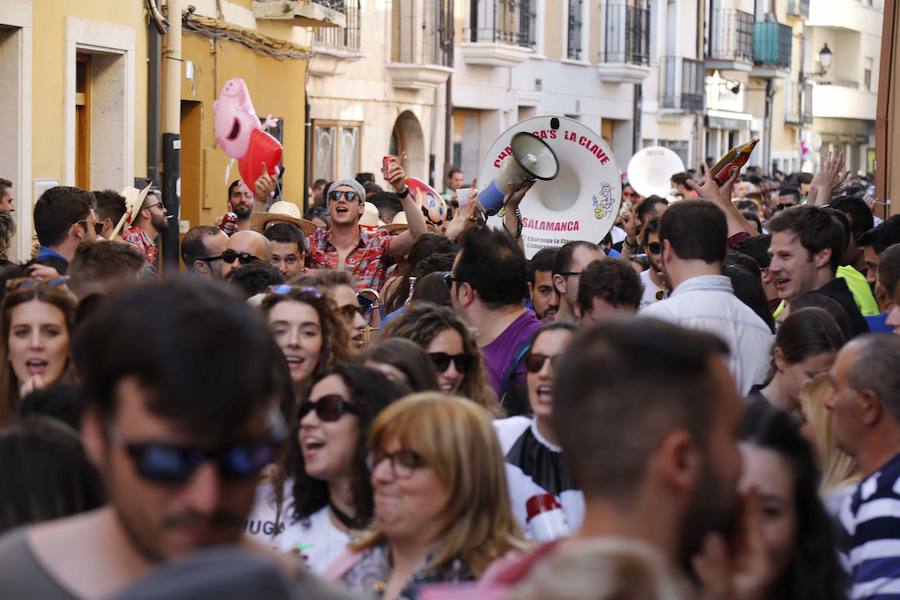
[671, 172, 692, 187]
[879, 244, 900, 297]
[788, 294, 852, 342]
[659, 200, 727, 264]
[278, 364, 405, 528]
[576, 258, 643, 313]
[313, 178, 328, 190]
[181, 226, 223, 270]
[859, 215, 900, 254]
[226, 261, 285, 299]
[776, 307, 845, 365]
[263, 222, 306, 252]
[365, 338, 440, 392]
[741, 401, 846, 600]
[828, 194, 874, 241]
[228, 180, 243, 198]
[448, 168, 462, 179]
[456, 227, 528, 308]
[384, 233, 457, 312]
[0, 178, 10, 199]
[636, 196, 669, 225]
[363, 182, 383, 195]
[768, 206, 847, 273]
[724, 263, 775, 332]
[640, 217, 661, 248]
[411, 271, 452, 307]
[92, 190, 127, 226]
[553, 318, 728, 501]
[355, 172, 375, 186]
[552, 241, 600, 276]
[778, 187, 801, 201]
[743, 211, 763, 235]
[529, 321, 577, 353]
[73, 278, 289, 437]
[33, 186, 93, 247]
[528, 248, 558, 286]
[67, 240, 145, 299]
[0, 417, 105, 534]
[18, 384, 82, 431]
[734, 234, 772, 269]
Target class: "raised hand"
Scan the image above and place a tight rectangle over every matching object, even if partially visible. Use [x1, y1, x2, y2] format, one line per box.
[809, 150, 849, 206]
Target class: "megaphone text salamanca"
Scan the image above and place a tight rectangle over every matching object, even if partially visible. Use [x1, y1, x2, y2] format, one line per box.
[479, 132, 559, 216]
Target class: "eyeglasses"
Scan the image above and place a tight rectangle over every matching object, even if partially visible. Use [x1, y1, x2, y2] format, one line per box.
[338, 304, 368, 321]
[143, 202, 165, 211]
[646, 242, 662, 255]
[76, 219, 98, 235]
[524, 353, 563, 374]
[428, 352, 473, 374]
[299, 394, 361, 422]
[328, 190, 359, 203]
[220, 250, 260, 265]
[443, 272, 463, 290]
[775, 203, 796, 212]
[367, 449, 425, 479]
[6, 277, 69, 291]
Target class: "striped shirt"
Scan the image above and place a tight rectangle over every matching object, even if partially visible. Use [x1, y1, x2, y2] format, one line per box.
[840, 453, 900, 599]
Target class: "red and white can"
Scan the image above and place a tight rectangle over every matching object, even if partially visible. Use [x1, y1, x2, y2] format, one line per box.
[525, 493, 570, 542]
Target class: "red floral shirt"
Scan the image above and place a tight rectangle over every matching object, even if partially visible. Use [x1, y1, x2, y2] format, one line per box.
[306, 226, 394, 292]
[122, 225, 159, 273]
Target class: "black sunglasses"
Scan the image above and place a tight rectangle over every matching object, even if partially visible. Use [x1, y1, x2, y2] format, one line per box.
[443, 272, 465, 290]
[122, 439, 281, 484]
[524, 353, 563, 374]
[428, 352, 473, 374]
[329, 190, 359, 203]
[299, 394, 361, 422]
[220, 249, 260, 265]
[646, 242, 662, 255]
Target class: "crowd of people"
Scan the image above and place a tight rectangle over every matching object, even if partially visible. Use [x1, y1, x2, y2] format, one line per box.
[0, 148, 898, 600]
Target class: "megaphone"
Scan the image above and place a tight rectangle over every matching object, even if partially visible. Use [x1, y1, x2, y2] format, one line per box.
[479, 132, 559, 216]
[626, 146, 686, 198]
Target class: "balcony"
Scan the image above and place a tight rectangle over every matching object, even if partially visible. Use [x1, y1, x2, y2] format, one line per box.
[597, 1, 651, 83]
[387, 0, 453, 90]
[706, 8, 754, 72]
[661, 56, 705, 112]
[812, 81, 876, 120]
[786, 0, 809, 19]
[252, 0, 346, 27]
[751, 21, 791, 78]
[309, 0, 362, 76]
[460, 0, 535, 67]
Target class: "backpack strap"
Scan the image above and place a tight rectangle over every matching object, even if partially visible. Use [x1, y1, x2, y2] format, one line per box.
[500, 340, 531, 401]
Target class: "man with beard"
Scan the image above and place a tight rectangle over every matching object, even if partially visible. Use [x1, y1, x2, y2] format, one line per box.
[122, 187, 168, 275]
[483, 318, 770, 599]
[527, 248, 559, 320]
[219, 180, 256, 236]
[0, 279, 350, 599]
[639, 217, 666, 309]
[641, 199, 772, 396]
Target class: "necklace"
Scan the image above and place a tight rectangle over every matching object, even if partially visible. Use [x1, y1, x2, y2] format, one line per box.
[329, 500, 358, 530]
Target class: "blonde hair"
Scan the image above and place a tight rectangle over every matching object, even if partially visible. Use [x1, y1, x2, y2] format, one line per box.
[356, 392, 526, 576]
[798, 373, 862, 495]
[506, 537, 693, 600]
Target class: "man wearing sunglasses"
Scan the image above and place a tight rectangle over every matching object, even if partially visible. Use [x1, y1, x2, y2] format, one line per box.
[306, 156, 429, 292]
[32, 185, 98, 274]
[92, 190, 128, 240]
[122, 187, 169, 275]
[219, 230, 273, 279]
[0, 279, 301, 598]
[638, 217, 666, 309]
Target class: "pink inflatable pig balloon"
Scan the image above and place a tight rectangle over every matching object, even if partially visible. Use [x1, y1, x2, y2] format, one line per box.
[214, 78, 261, 160]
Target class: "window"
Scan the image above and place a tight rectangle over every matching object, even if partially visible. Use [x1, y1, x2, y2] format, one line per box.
[567, 0, 583, 60]
[468, 0, 535, 48]
[315, 0, 361, 50]
[313, 122, 361, 182]
[75, 54, 91, 189]
[392, 0, 446, 65]
[864, 57, 873, 91]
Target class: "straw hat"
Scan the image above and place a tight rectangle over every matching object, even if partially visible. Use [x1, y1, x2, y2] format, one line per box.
[110, 184, 153, 240]
[359, 201, 384, 229]
[383, 211, 409, 234]
[250, 201, 317, 237]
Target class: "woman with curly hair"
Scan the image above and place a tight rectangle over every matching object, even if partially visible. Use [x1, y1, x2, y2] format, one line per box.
[380, 303, 498, 415]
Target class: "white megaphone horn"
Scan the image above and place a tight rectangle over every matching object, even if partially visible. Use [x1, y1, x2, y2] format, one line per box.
[479, 132, 559, 216]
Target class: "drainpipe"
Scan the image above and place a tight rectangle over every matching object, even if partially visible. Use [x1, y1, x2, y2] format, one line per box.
[444, 0, 454, 185]
[763, 78, 774, 173]
[304, 67, 311, 213]
[161, 0, 182, 272]
[148, 15, 162, 189]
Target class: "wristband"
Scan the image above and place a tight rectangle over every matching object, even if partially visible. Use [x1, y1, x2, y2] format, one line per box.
[397, 187, 410, 199]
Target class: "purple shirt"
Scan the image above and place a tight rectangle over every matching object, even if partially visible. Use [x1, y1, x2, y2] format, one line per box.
[482, 309, 543, 398]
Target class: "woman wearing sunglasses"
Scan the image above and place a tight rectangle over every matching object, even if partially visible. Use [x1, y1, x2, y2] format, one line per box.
[295, 271, 370, 354]
[248, 363, 405, 573]
[328, 393, 525, 599]
[363, 338, 440, 392]
[381, 303, 498, 416]
[261, 286, 352, 406]
[493, 322, 583, 539]
[0, 279, 77, 428]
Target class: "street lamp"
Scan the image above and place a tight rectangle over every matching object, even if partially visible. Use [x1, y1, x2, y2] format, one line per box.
[818, 43, 832, 74]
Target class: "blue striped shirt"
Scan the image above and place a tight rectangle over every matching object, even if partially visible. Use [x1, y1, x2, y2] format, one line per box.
[840, 453, 900, 599]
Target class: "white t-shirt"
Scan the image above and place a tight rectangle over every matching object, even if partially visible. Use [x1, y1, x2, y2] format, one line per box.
[493, 416, 584, 539]
[246, 481, 352, 574]
[639, 268, 663, 310]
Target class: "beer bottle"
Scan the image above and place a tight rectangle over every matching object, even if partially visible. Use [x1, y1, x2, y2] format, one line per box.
[709, 138, 759, 185]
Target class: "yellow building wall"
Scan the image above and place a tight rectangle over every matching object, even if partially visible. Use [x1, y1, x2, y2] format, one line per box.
[31, 0, 148, 183]
[180, 32, 307, 228]
[543, 6, 564, 61]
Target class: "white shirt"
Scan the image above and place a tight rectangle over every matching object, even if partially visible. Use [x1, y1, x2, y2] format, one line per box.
[640, 275, 772, 396]
[246, 482, 352, 574]
[639, 269, 663, 310]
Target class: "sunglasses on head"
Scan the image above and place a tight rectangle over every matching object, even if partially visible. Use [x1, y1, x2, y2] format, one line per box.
[220, 249, 260, 265]
[6, 276, 69, 291]
[428, 352, 473, 374]
[329, 190, 359, 203]
[299, 394, 361, 422]
[646, 242, 662, 255]
[525, 353, 563, 374]
[268, 284, 323, 298]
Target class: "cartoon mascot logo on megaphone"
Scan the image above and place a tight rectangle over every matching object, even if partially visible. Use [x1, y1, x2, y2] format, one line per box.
[592, 183, 615, 220]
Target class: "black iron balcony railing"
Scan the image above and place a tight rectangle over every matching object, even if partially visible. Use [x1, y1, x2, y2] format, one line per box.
[392, 0, 449, 65]
[753, 21, 791, 69]
[603, 1, 650, 65]
[567, 0, 583, 60]
[787, 0, 810, 18]
[708, 8, 754, 62]
[467, 0, 536, 48]
[314, 0, 360, 50]
[661, 56, 704, 111]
